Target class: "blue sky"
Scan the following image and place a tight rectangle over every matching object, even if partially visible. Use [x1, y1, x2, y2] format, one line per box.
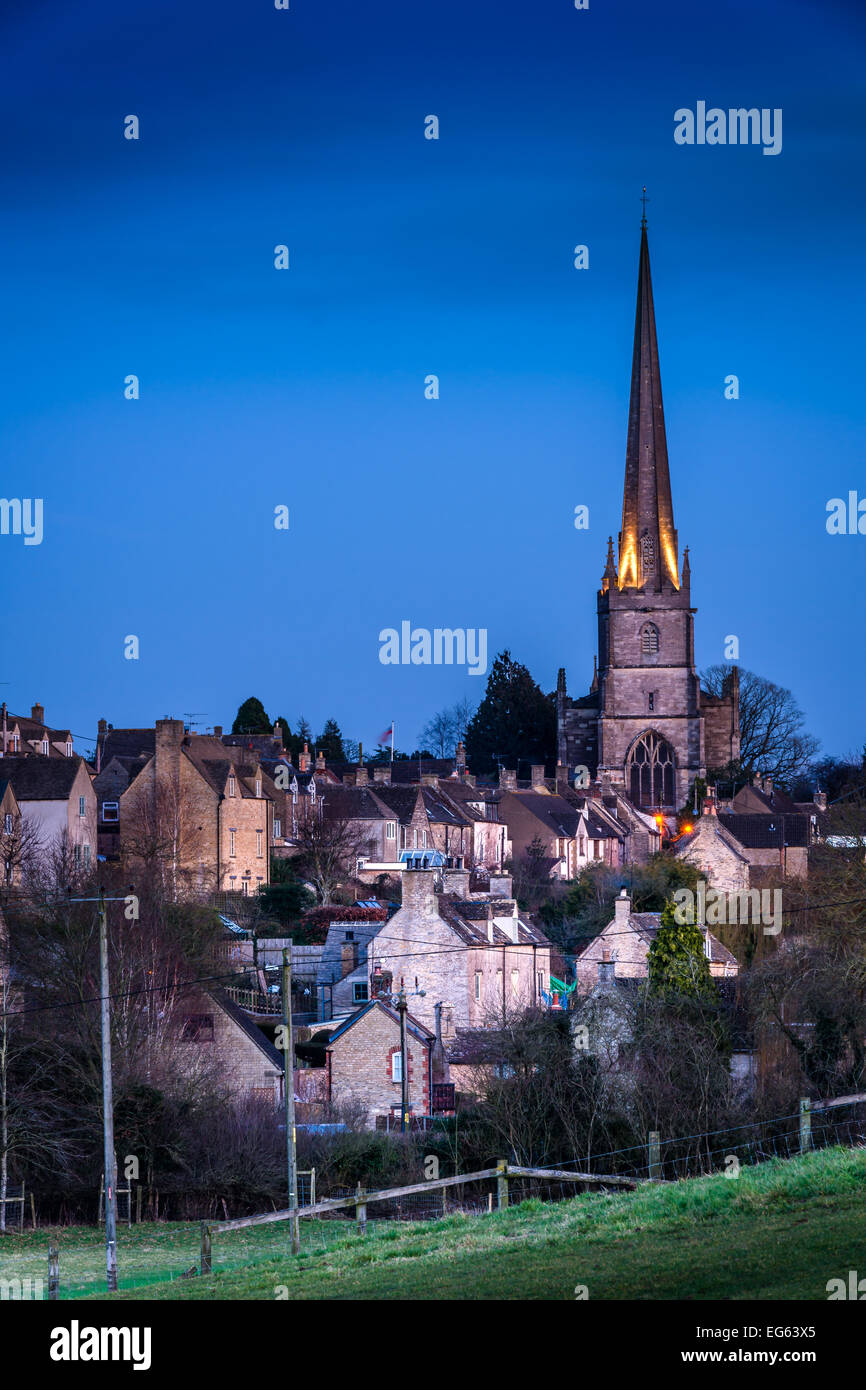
[2, 0, 864, 759]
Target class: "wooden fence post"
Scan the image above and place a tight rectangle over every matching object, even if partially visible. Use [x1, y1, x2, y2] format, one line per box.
[648, 1131, 661, 1180]
[355, 1183, 367, 1236]
[496, 1159, 508, 1210]
[135, 1187, 143, 1225]
[799, 1098, 812, 1153]
[310, 1168, 316, 1214]
[30, 1193, 36, 1230]
[200, 1222, 212, 1276]
[48, 1245, 59, 1301]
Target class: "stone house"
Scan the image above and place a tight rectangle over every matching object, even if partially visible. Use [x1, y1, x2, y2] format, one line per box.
[0, 780, 22, 886]
[0, 756, 97, 872]
[574, 888, 739, 993]
[0, 703, 75, 759]
[296, 999, 434, 1127]
[497, 779, 626, 880]
[119, 720, 271, 896]
[674, 794, 752, 894]
[370, 867, 552, 1041]
[178, 987, 285, 1104]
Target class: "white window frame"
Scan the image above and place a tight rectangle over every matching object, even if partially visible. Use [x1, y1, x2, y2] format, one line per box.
[79, 796, 86, 818]
[256, 829, 263, 858]
[385, 820, 396, 841]
[229, 829, 236, 858]
[390, 1052, 403, 1083]
[102, 802, 119, 823]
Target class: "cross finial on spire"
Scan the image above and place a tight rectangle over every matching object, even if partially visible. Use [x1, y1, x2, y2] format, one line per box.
[640, 186, 649, 229]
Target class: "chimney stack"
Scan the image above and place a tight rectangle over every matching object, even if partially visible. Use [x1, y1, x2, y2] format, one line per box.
[455, 741, 466, 775]
[442, 865, 470, 898]
[814, 790, 827, 811]
[372, 765, 391, 784]
[499, 768, 518, 791]
[299, 742, 310, 773]
[31, 703, 44, 725]
[316, 751, 326, 772]
[400, 868, 438, 920]
[702, 785, 717, 816]
[597, 947, 616, 991]
[613, 888, 631, 928]
[530, 765, 545, 789]
[214, 725, 223, 740]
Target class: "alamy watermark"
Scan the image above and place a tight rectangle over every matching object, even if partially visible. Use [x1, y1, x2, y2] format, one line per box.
[674, 102, 782, 156]
[1, 497, 43, 545]
[673, 880, 782, 935]
[379, 622, 487, 677]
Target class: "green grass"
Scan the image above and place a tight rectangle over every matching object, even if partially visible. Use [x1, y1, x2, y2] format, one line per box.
[4, 1147, 865, 1300]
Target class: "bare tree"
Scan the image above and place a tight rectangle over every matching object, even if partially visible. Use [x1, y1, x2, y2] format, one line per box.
[701, 665, 820, 788]
[293, 810, 370, 905]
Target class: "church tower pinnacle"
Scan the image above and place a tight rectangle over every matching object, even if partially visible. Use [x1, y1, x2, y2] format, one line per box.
[617, 218, 679, 592]
[556, 209, 740, 812]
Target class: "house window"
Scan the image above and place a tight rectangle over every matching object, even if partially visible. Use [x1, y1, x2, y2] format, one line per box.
[229, 829, 236, 857]
[3, 814, 12, 834]
[79, 796, 86, 818]
[102, 801, 119, 823]
[385, 821, 396, 841]
[274, 818, 282, 838]
[356, 857, 367, 874]
[182, 1014, 214, 1042]
[537, 970, 544, 996]
[83, 845, 91, 868]
[11, 736, 18, 752]
[66, 742, 72, 757]
[353, 982, 369, 1003]
[390, 1052, 403, 1083]
[474, 972, 481, 1002]
[256, 830, 263, 858]
[648, 692, 655, 713]
[256, 779, 261, 797]
[42, 740, 49, 755]
[228, 775, 236, 797]
[511, 968, 520, 997]
[73, 845, 82, 867]
[242, 880, 249, 896]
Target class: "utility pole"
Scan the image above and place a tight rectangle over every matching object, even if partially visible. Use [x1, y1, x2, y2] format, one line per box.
[397, 984, 408, 1133]
[99, 887, 118, 1292]
[282, 946, 299, 1253]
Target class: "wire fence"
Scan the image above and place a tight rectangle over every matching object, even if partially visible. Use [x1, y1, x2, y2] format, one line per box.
[2, 1097, 864, 1299]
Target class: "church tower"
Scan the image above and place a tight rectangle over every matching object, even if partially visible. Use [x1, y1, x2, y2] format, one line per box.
[557, 212, 739, 811]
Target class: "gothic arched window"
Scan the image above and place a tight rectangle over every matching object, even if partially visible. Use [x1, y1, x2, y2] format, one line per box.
[626, 730, 676, 808]
[641, 623, 660, 656]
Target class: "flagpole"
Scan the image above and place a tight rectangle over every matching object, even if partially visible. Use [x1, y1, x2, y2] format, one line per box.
[391, 721, 395, 764]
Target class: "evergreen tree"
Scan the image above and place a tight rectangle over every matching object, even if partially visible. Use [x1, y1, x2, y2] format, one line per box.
[647, 900, 716, 997]
[231, 697, 271, 735]
[316, 719, 346, 762]
[258, 859, 315, 926]
[464, 650, 556, 776]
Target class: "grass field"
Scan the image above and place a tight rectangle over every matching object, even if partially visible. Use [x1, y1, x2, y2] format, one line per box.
[3, 1146, 865, 1300]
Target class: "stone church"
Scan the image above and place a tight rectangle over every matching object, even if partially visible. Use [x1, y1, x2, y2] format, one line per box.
[557, 218, 740, 812]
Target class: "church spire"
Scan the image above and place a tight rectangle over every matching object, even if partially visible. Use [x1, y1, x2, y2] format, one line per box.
[617, 213, 679, 592]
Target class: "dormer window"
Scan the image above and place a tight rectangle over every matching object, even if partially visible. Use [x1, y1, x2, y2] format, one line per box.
[41, 740, 49, 755]
[255, 778, 261, 798]
[66, 742, 72, 757]
[228, 775, 236, 797]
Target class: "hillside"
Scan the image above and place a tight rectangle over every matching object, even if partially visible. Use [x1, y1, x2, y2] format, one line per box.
[92, 1145, 866, 1301]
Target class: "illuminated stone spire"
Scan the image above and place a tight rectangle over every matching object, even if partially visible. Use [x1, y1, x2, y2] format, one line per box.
[617, 211, 679, 592]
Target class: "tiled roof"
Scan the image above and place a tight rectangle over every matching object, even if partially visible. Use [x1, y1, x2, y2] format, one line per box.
[719, 812, 811, 849]
[0, 755, 86, 800]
